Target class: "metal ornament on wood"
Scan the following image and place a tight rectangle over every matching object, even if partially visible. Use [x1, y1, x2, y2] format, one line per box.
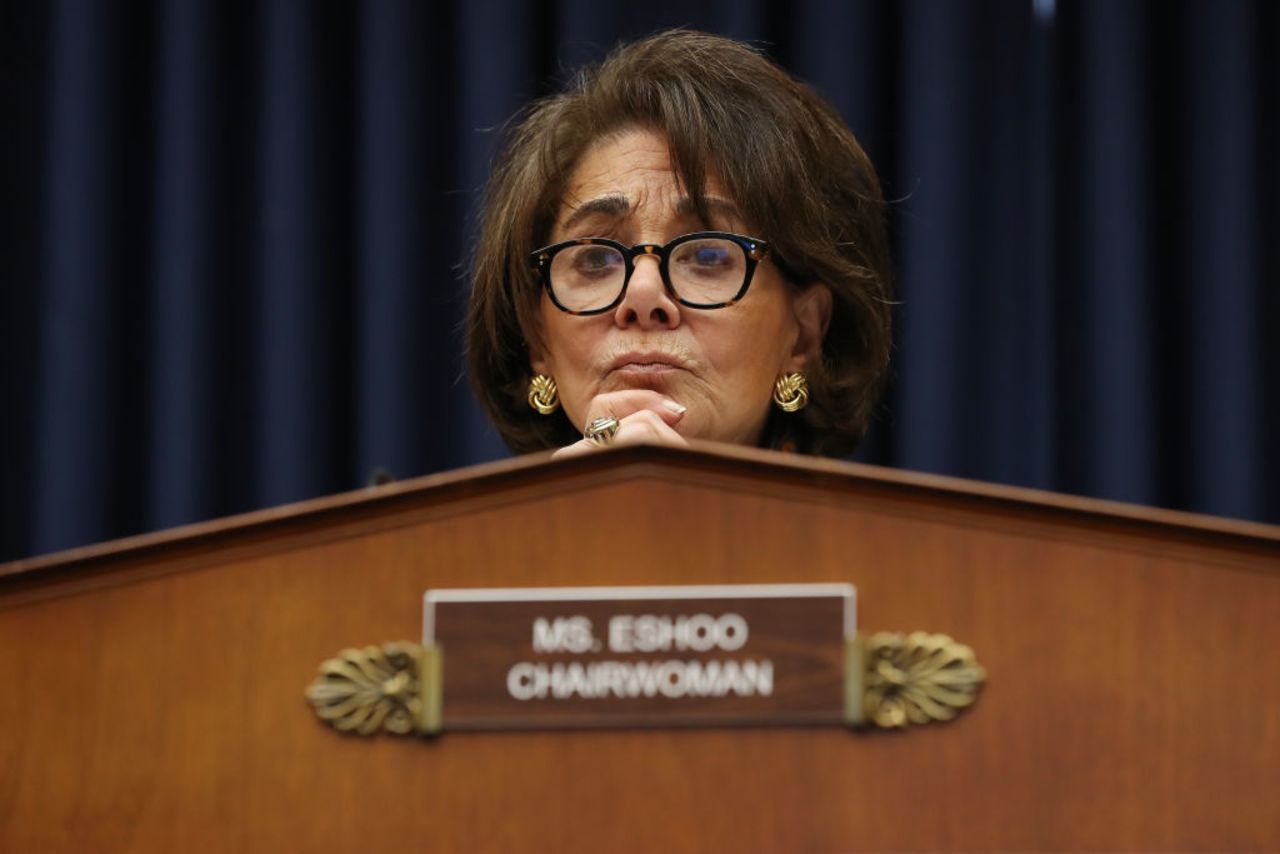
[305, 642, 441, 735]
[846, 632, 986, 728]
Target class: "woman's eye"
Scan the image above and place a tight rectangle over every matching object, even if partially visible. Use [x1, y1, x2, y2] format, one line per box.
[574, 248, 620, 272]
[674, 241, 735, 270]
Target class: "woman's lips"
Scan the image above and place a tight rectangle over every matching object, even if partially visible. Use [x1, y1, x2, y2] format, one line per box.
[604, 352, 689, 376]
[612, 361, 681, 375]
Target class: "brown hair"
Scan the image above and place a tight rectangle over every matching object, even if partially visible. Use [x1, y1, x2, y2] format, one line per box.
[466, 29, 893, 457]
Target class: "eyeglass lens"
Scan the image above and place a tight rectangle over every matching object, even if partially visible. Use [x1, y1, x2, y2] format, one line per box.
[549, 238, 747, 312]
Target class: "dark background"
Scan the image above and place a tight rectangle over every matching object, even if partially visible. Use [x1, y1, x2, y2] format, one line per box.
[2, 0, 1277, 563]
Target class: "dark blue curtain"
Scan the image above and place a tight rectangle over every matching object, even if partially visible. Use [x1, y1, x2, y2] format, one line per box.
[3, 0, 1277, 562]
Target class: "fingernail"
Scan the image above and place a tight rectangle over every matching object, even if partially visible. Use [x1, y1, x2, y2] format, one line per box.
[662, 399, 687, 415]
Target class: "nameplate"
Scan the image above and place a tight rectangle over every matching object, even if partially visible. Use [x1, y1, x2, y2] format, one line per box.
[422, 583, 854, 730]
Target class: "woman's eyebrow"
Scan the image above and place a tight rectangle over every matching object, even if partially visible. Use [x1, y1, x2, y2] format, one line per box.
[559, 193, 741, 234]
[561, 193, 630, 232]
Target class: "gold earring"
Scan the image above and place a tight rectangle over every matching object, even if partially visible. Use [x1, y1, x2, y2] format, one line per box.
[773, 372, 809, 412]
[528, 374, 560, 414]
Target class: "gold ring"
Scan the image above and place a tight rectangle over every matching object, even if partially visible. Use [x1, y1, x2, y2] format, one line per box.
[584, 416, 621, 445]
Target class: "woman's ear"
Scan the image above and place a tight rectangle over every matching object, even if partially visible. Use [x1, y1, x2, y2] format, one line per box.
[528, 336, 551, 377]
[525, 302, 554, 377]
[788, 283, 833, 371]
[530, 353, 549, 377]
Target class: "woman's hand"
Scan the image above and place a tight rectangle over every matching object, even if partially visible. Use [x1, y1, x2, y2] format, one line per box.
[552, 390, 688, 458]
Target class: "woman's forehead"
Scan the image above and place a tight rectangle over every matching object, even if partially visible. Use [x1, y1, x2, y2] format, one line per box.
[555, 130, 739, 233]
[561, 133, 685, 208]
[571, 128, 675, 183]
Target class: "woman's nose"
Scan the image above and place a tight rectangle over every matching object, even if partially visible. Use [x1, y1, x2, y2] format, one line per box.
[614, 253, 680, 329]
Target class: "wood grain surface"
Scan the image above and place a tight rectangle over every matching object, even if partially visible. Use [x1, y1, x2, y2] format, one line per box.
[2, 443, 1278, 852]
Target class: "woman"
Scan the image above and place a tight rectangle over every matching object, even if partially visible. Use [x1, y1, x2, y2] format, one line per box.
[468, 30, 892, 458]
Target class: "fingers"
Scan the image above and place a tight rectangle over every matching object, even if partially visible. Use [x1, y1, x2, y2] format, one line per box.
[612, 408, 689, 448]
[583, 389, 688, 428]
[551, 391, 689, 459]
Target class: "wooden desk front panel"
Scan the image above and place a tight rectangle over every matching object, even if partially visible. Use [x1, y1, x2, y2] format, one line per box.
[1, 466, 1277, 852]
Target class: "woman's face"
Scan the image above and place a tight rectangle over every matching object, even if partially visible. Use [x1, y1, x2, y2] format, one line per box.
[531, 129, 828, 446]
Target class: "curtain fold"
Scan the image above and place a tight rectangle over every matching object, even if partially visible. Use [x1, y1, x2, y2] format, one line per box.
[149, 0, 212, 530]
[3, 0, 1276, 561]
[35, 0, 124, 554]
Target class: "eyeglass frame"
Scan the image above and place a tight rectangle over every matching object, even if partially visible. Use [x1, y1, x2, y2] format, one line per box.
[528, 231, 772, 316]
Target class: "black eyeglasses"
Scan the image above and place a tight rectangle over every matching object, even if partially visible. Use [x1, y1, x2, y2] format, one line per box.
[529, 231, 771, 315]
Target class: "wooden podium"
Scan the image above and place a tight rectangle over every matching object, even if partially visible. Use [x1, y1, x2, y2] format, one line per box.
[2, 443, 1278, 852]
